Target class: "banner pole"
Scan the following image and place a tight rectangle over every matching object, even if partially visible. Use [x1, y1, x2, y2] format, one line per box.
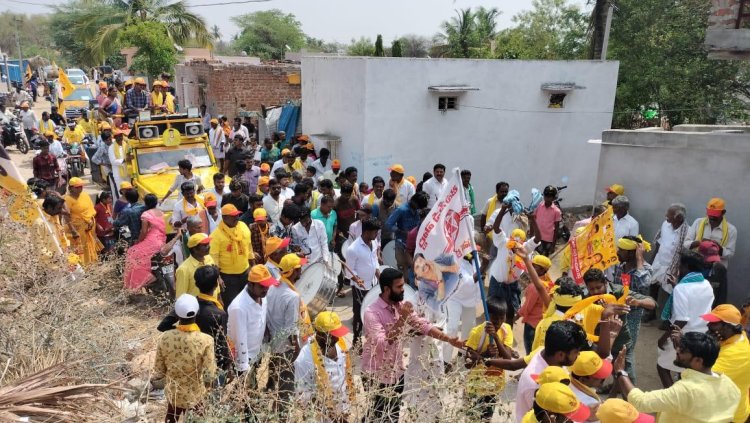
[454, 168, 491, 323]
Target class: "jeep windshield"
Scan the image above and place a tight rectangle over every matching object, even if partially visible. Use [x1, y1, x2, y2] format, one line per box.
[136, 146, 213, 174]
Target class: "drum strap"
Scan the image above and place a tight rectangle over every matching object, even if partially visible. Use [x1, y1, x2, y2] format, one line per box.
[281, 276, 314, 342]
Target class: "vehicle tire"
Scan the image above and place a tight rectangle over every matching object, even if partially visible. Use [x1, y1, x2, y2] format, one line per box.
[17, 137, 29, 154]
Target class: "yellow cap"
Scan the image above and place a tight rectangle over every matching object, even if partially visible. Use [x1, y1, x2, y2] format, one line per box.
[152, 80, 163, 87]
[98, 81, 107, 89]
[258, 176, 270, 186]
[314, 311, 350, 337]
[406, 176, 417, 186]
[279, 253, 308, 274]
[120, 182, 133, 190]
[20, 101, 29, 108]
[265, 237, 290, 257]
[532, 254, 552, 270]
[260, 163, 270, 172]
[281, 148, 291, 156]
[511, 228, 527, 242]
[596, 398, 654, 423]
[569, 351, 613, 379]
[332, 159, 341, 168]
[304, 143, 315, 150]
[221, 203, 242, 216]
[534, 382, 590, 421]
[124, 79, 134, 86]
[701, 304, 742, 325]
[44, 130, 55, 138]
[210, 118, 219, 124]
[134, 77, 146, 85]
[532, 366, 570, 385]
[606, 184, 625, 196]
[253, 208, 267, 221]
[247, 264, 279, 287]
[68, 177, 85, 187]
[706, 197, 726, 217]
[186, 233, 211, 248]
[203, 192, 217, 207]
[389, 164, 405, 174]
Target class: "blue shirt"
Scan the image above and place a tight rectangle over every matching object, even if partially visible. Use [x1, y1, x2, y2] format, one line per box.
[386, 203, 420, 246]
[311, 208, 337, 244]
[114, 203, 146, 242]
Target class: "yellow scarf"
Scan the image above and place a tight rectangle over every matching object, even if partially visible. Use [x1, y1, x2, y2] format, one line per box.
[281, 275, 314, 341]
[564, 294, 617, 342]
[197, 293, 223, 311]
[176, 323, 200, 332]
[219, 220, 245, 256]
[310, 338, 355, 412]
[570, 378, 601, 402]
[40, 120, 54, 133]
[182, 196, 205, 216]
[486, 195, 500, 239]
[367, 192, 379, 206]
[696, 218, 729, 246]
[113, 141, 128, 178]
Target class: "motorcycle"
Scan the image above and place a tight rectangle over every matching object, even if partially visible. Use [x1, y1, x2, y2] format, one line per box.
[555, 185, 571, 243]
[1, 115, 29, 154]
[63, 141, 85, 177]
[28, 132, 48, 150]
[149, 251, 175, 299]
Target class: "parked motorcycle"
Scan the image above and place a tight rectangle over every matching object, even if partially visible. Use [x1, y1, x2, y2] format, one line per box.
[63, 141, 85, 177]
[0, 115, 29, 154]
[149, 251, 175, 299]
[555, 185, 571, 242]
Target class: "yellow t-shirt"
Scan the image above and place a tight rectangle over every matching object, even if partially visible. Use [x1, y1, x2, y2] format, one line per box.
[532, 312, 565, 352]
[209, 222, 252, 274]
[63, 126, 86, 143]
[174, 254, 219, 299]
[713, 333, 750, 423]
[465, 322, 513, 396]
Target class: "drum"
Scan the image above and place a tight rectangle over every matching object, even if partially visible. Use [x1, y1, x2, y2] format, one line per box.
[382, 241, 397, 268]
[296, 262, 338, 316]
[360, 284, 418, 327]
[332, 254, 342, 278]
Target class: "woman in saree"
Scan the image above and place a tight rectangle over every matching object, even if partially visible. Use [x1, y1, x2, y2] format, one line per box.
[64, 177, 103, 265]
[123, 193, 166, 291]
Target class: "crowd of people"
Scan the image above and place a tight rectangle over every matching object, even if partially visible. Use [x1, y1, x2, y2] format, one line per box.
[21, 90, 750, 423]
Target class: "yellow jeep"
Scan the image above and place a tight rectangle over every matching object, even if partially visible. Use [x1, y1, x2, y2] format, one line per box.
[126, 110, 219, 233]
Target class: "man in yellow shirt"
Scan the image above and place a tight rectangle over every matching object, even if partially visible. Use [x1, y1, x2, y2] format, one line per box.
[62, 120, 85, 144]
[702, 304, 750, 423]
[614, 332, 740, 423]
[210, 204, 252, 307]
[531, 278, 584, 351]
[175, 233, 218, 299]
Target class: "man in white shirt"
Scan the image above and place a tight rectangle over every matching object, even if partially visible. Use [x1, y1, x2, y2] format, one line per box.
[229, 117, 249, 141]
[108, 130, 130, 193]
[516, 320, 588, 422]
[291, 207, 330, 265]
[656, 250, 714, 386]
[649, 203, 688, 321]
[362, 176, 385, 207]
[387, 163, 415, 205]
[294, 311, 353, 421]
[612, 195, 639, 241]
[311, 147, 332, 177]
[47, 133, 65, 157]
[682, 197, 736, 305]
[263, 179, 285, 224]
[161, 159, 205, 203]
[344, 217, 381, 346]
[208, 118, 227, 171]
[210, 173, 230, 208]
[422, 163, 448, 209]
[171, 181, 209, 234]
[227, 264, 277, 378]
[19, 101, 38, 139]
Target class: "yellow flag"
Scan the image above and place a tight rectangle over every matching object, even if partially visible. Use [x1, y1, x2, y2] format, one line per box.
[24, 63, 32, 83]
[568, 207, 619, 283]
[58, 68, 76, 99]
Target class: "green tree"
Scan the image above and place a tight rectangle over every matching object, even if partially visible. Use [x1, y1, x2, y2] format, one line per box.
[375, 34, 384, 56]
[438, 8, 477, 58]
[51, 0, 210, 66]
[391, 39, 403, 57]
[494, 0, 588, 60]
[347, 37, 374, 56]
[398, 34, 431, 57]
[232, 9, 305, 59]
[609, 0, 747, 127]
[119, 21, 177, 78]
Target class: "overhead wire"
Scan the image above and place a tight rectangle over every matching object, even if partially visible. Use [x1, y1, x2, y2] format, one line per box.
[189, 0, 270, 7]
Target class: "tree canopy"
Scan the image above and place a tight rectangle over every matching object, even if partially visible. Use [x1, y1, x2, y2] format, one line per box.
[232, 9, 305, 60]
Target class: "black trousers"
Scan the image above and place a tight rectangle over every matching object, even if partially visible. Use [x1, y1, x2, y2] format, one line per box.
[352, 286, 369, 341]
[363, 376, 405, 423]
[707, 262, 728, 306]
[220, 269, 250, 307]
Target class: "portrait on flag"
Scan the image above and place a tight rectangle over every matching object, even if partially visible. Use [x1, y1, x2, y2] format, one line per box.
[568, 206, 619, 283]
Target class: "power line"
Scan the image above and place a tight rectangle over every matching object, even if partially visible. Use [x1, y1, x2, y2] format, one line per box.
[460, 104, 728, 116]
[189, 0, 270, 7]
[1, 0, 53, 6]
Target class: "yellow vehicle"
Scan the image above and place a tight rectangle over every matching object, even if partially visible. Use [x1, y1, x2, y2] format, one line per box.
[126, 110, 220, 233]
[58, 87, 95, 121]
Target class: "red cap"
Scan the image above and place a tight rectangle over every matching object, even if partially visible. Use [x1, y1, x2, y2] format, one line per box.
[698, 240, 721, 263]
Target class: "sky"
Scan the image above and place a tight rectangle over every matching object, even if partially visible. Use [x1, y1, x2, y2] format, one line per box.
[1, 0, 589, 43]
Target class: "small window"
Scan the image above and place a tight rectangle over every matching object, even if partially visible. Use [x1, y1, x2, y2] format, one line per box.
[549, 93, 566, 108]
[438, 96, 458, 111]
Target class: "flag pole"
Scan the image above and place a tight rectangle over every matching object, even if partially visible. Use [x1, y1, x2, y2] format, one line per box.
[454, 168, 490, 323]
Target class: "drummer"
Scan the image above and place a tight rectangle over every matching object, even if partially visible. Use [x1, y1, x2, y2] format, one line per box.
[291, 207, 331, 267]
[345, 217, 382, 347]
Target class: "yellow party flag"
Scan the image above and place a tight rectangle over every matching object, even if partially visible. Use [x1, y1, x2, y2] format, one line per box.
[24, 63, 32, 83]
[58, 67, 76, 99]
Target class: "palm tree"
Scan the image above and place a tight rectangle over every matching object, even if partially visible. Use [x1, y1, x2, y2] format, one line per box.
[211, 24, 221, 41]
[475, 6, 500, 45]
[438, 8, 477, 58]
[59, 0, 211, 65]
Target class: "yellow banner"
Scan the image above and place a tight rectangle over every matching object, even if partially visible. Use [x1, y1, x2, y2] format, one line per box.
[569, 207, 618, 283]
[24, 63, 32, 83]
[58, 68, 76, 99]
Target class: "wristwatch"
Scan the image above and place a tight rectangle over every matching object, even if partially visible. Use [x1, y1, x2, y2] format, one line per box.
[613, 370, 629, 379]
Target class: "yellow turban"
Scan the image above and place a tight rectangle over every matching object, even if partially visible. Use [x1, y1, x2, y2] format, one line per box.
[532, 254, 552, 270]
[543, 286, 584, 318]
[617, 235, 652, 252]
[511, 228, 527, 241]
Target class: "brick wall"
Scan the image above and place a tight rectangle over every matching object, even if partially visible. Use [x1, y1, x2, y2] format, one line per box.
[709, 0, 740, 29]
[175, 61, 301, 119]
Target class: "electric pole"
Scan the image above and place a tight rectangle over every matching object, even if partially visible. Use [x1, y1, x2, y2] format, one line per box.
[14, 16, 24, 84]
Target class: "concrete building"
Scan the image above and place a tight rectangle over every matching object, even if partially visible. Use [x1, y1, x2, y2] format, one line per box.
[593, 126, 750, 304]
[301, 56, 619, 206]
[706, 0, 750, 59]
[174, 60, 301, 120]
